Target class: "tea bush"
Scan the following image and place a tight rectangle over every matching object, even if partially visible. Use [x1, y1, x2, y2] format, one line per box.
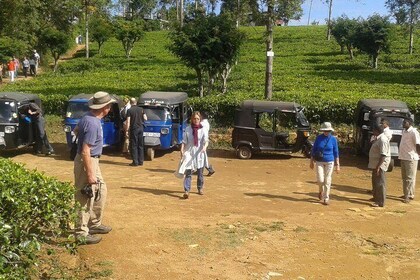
[0, 158, 76, 279]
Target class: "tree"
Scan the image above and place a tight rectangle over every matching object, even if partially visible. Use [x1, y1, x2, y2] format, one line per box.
[90, 16, 114, 54]
[113, 18, 145, 58]
[331, 16, 359, 59]
[386, 0, 420, 54]
[274, 0, 304, 26]
[169, 12, 245, 96]
[353, 15, 392, 69]
[38, 27, 72, 72]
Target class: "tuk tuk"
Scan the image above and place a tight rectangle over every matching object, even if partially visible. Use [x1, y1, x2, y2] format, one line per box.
[139, 91, 190, 160]
[63, 93, 125, 151]
[0, 92, 40, 151]
[232, 100, 312, 159]
[354, 99, 413, 171]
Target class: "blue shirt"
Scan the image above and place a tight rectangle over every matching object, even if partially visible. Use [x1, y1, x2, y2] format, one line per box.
[77, 112, 103, 156]
[312, 133, 339, 162]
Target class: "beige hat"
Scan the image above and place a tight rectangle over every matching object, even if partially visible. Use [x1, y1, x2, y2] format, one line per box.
[319, 122, 334, 132]
[88, 91, 116, 109]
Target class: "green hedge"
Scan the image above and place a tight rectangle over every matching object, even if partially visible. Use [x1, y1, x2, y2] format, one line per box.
[0, 158, 75, 279]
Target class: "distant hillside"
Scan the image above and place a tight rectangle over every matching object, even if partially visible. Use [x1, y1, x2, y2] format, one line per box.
[2, 25, 420, 123]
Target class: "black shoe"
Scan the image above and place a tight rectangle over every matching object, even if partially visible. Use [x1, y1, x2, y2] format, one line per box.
[89, 225, 112, 235]
[46, 150, 55, 156]
[129, 162, 139, 166]
[207, 170, 215, 176]
[35, 151, 43, 155]
[77, 234, 102, 245]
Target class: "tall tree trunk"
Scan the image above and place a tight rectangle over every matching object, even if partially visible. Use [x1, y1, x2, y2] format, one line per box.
[408, 4, 415, 54]
[221, 63, 232, 94]
[180, 0, 184, 27]
[326, 0, 333, 40]
[85, 0, 90, 58]
[307, 0, 313, 25]
[347, 45, 353, 60]
[176, 0, 179, 21]
[373, 55, 378, 69]
[265, 0, 274, 100]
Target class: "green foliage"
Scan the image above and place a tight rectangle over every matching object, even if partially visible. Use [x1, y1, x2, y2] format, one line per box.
[0, 158, 76, 279]
[354, 15, 393, 68]
[0, 36, 28, 62]
[113, 18, 145, 58]
[38, 27, 73, 71]
[274, 0, 304, 25]
[331, 15, 358, 58]
[168, 12, 245, 96]
[90, 16, 114, 54]
[2, 26, 420, 125]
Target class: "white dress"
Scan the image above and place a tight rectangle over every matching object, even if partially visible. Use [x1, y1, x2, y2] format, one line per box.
[182, 125, 208, 171]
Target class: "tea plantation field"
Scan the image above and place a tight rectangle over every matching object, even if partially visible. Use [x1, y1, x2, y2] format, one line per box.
[2, 25, 420, 125]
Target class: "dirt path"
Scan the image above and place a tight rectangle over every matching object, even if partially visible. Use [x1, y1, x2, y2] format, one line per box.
[8, 144, 420, 279]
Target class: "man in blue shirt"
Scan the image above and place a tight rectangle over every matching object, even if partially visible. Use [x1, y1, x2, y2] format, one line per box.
[74, 91, 116, 245]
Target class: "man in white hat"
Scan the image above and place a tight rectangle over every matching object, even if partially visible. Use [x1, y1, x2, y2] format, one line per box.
[73, 91, 116, 245]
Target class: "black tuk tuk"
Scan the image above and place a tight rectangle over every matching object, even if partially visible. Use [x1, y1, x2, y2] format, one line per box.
[232, 100, 312, 159]
[354, 99, 413, 171]
[0, 92, 41, 151]
[139, 91, 190, 160]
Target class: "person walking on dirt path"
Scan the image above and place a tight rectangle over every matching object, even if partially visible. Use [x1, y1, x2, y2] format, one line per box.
[180, 111, 209, 199]
[126, 98, 147, 166]
[200, 111, 215, 176]
[398, 118, 420, 204]
[310, 122, 340, 206]
[33, 50, 40, 70]
[0, 63, 3, 84]
[73, 91, 116, 245]
[13, 56, 19, 77]
[120, 97, 131, 154]
[22, 57, 30, 78]
[29, 56, 36, 76]
[368, 124, 391, 208]
[7, 58, 15, 82]
[26, 102, 55, 155]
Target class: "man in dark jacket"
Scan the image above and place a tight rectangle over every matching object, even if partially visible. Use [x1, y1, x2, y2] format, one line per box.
[126, 98, 147, 166]
[26, 102, 54, 155]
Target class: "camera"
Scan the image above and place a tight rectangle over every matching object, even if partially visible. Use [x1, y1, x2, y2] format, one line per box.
[81, 184, 94, 198]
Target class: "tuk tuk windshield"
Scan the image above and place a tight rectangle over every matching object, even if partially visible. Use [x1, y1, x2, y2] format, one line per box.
[0, 101, 16, 122]
[297, 110, 309, 126]
[143, 107, 169, 121]
[380, 116, 405, 130]
[67, 102, 89, 119]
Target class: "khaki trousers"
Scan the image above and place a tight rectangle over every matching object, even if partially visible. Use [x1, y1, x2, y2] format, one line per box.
[316, 161, 334, 202]
[400, 159, 418, 199]
[74, 154, 107, 236]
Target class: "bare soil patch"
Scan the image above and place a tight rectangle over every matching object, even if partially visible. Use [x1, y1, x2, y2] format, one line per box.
[8, 143, 420, 279]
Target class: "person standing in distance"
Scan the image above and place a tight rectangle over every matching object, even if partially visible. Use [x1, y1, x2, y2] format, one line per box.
[26, 102, 55, 155]
[368, 124, 391, 208]
[310, 122, 340, 205]
[398, 118, 420, 203]
[74, 91, 116, 245]
[126, 98, 147, 166]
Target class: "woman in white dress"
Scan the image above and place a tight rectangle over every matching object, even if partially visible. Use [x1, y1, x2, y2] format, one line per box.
[180, 111, 209, 199]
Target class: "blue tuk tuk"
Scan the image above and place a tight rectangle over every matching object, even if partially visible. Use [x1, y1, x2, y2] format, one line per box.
[138, 91, 190, 160]
[63, 93, 124, 152]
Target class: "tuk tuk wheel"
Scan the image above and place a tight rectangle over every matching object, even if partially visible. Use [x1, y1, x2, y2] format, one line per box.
[147, 148, 155, 161]
[237, 145, 252, 159]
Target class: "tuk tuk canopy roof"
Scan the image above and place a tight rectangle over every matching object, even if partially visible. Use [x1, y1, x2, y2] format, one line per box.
[239, 100, 304, 113]
[356, 99, 409, 112]
[69, 93, 124, 107]
[0, 92, 41, 105]
[139, 91, 188, 106]
[235, 100, 306, 127]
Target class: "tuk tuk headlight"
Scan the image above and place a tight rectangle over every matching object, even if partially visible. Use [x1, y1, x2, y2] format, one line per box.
[161, 128, 169, 135]
[4, 126, 15, 133]
[63, 125, 72, 132]
[303, 131, 310, 137]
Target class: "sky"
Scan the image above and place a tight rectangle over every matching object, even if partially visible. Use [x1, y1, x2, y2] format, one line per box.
[289, 0, 390, 26]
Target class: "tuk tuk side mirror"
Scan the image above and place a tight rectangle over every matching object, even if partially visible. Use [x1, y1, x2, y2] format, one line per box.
[363, 112, 370, 121]
[410, 114, 415, 122]
[362, 125, 369, 130]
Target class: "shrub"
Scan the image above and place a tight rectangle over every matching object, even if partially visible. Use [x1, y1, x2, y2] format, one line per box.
[0, 159, 76, 279]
